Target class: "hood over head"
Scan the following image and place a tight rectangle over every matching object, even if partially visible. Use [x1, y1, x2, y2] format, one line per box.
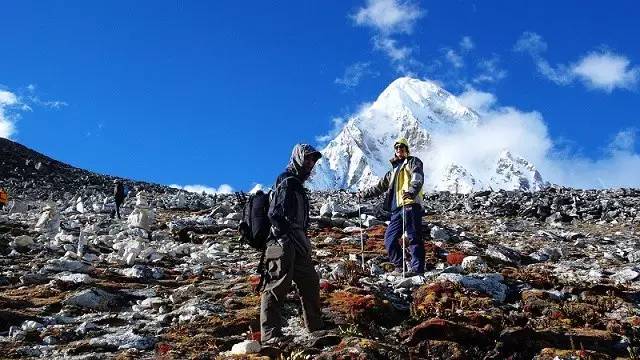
[287, 143, 322, 180]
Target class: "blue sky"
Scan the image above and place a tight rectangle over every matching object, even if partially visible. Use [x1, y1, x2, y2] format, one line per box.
[1, 1, 638, 191]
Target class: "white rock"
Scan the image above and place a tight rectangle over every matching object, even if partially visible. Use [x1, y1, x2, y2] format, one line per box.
[43, 335, 57, 345]
[437, 273, 507, 302]
[43, 258, 93, 273]
[175, 192, 187, 208]
[13, 235, 34, 247]
[395, 275, 427, 289]
[75, 321, 100, 335]
[21, 320, 44, 332]
[430, 226, 450, 241]
[82, 253, 99, 262]
[89, 329, 155, 350]
[55, 272, 94, 284]
[611, 268, 639, 284]
[128, 208, 154, 231]
[77, 232, 88, 257]
[170, 284, 199, 304]
[225, 212, 242, 221]
[64, 288, 119, 311]
[229, 340, 261, 355]
[342, 226, 363, 234]
[120, 265, 152, 279]
[76, 198, 85, 213]
[35, 204, 61, 236]
[319, 202, 333, 217]
[461, 256, 488, 273]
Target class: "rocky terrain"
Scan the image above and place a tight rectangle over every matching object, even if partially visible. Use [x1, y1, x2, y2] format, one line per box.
[1, 139, 640, 359]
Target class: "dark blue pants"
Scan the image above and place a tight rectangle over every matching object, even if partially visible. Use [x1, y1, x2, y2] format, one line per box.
[384, 205, 424, 273]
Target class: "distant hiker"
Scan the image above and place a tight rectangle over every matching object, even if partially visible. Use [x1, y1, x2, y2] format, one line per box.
[111, 180, 125, 219]
[261, 144, 324, 344]
[359, 137, 425, 275]
[0, 187, 7, 210]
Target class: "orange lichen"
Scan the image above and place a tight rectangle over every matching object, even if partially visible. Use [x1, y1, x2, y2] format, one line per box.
[446, 251, 465, 265]
[327, 290, 380, 324]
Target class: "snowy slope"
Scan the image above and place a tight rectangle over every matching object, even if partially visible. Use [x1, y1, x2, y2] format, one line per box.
[309, 77, 547, 193]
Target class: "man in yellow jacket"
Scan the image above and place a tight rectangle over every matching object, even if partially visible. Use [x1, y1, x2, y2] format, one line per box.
[359, 138, 425, 275]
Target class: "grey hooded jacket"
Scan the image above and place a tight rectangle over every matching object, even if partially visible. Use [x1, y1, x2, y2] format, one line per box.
[268, 144, 322, 253]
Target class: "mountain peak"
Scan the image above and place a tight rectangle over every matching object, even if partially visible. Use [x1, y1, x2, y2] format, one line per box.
[309, 77, 546, 193]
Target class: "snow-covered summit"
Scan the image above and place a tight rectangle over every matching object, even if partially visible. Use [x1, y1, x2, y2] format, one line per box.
[308, 77, 547, 193]
[489, 150, 546, 192]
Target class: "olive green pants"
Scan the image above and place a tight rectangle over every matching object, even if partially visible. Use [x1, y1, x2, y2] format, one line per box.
[260, 236, 323, 342]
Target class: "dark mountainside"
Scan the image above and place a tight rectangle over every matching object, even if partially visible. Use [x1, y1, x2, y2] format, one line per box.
[0, 138, 639, 359]
[0, 137, 173, 201]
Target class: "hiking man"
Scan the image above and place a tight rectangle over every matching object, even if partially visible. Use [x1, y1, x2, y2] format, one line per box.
[0, 187, 8, 210]
[359, 138, 425, 275]
[261, 143, 324, 344]
[111, 180, 125, 219]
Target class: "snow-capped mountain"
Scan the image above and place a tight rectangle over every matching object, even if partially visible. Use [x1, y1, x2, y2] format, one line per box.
[489, 150, 546, 192]
[434, 164, 485, 193]
[308, 77, 547, 193]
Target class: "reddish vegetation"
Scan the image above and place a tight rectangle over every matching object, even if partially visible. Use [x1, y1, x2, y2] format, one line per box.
[446, 251, 465, 265]
[327, 290, 381, 324]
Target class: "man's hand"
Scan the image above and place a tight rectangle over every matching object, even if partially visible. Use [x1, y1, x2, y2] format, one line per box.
[402, 190, 414, 201]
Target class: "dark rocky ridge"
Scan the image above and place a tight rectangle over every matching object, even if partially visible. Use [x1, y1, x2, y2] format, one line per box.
[0, 137, 175, 201]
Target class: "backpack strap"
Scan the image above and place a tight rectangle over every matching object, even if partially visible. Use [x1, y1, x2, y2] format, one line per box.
[255, 248, 267, 293]
[273, 175, 301, 192]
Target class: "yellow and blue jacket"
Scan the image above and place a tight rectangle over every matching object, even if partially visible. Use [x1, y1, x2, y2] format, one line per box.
[362, 156, 424, 211]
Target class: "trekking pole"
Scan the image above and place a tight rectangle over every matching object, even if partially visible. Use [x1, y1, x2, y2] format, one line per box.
[358, 200, 365, 271]
[401, 205, 407, 278]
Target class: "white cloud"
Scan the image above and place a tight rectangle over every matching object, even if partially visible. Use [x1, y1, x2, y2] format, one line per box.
[445, 49, 463, 69]
[609, 128, 637, 152]
[25, 84, 68, 109]
[514, 31, 547, 54]
[473, 56, 507, 84]
[0, 90, 18, 106]
[515, 32, 639, 92]
[0, 85, 67, 139]
[373, 36, 412, 62]
[169, 184, 234, 195]
[0, 90, 20, 139]
[459, 36, 474, 51]
[316, 116, 347, 143]
[352, 0, 425, 74]
[421, 87, 640, 189]
[457, 88, 496, 114]
[335, 62, 378, 89]
[352, 0, 424, 34]
[571, 52, 640, 92]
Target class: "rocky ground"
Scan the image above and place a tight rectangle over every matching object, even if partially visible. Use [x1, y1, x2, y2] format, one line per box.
[1, 139, 639, 359]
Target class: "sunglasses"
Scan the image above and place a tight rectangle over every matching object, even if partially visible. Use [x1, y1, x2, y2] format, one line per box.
[394, 145, 407, 150]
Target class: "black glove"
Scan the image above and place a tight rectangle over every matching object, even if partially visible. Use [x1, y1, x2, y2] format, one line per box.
[402, 190, 415, 201]
[270, 225, 289, 239]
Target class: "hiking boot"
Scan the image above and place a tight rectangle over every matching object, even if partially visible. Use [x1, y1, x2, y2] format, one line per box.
[388, 267, 420, 277]
[261, 334, 293, 347]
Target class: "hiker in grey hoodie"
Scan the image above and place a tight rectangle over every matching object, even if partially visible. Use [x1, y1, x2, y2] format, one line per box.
[260, 143, 324, 344]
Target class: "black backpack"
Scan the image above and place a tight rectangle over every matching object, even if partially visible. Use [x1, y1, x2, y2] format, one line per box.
[238, 190, 271, 250]
[238, 176, 301, 249]
[237, 176, 300, 293]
